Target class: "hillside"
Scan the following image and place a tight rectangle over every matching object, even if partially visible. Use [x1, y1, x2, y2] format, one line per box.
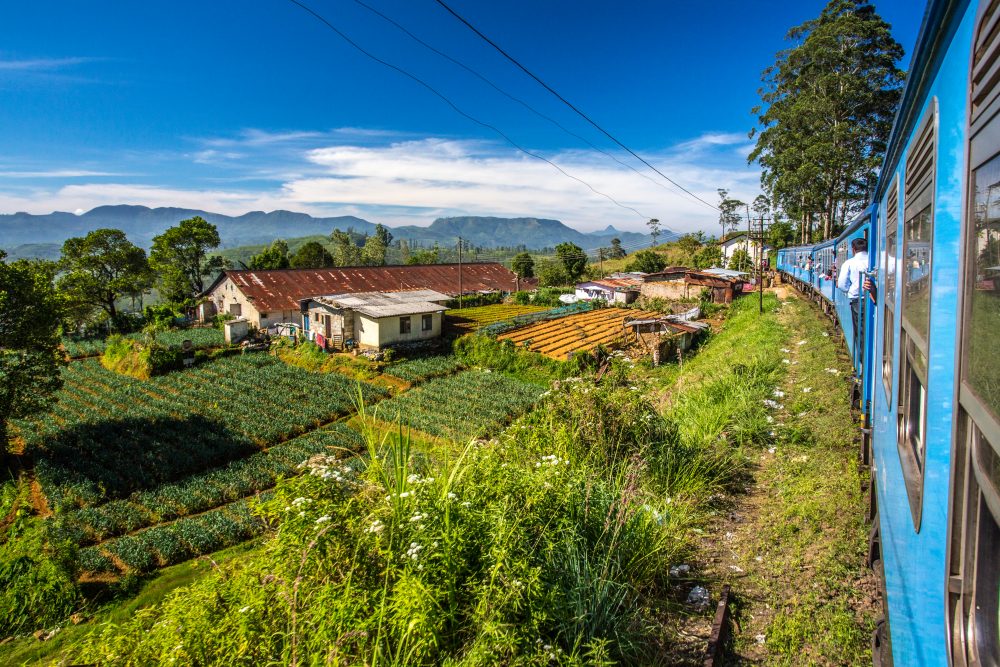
[2, 207, 662, 258]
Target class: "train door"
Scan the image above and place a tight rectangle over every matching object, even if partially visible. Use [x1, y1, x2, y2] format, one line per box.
[948, 2, 1000, 661]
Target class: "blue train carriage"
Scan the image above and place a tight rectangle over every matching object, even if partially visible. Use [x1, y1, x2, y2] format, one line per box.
[832, 209, 874, 378]
[810, 238, 837, 315]
[865, 0, 998, 664]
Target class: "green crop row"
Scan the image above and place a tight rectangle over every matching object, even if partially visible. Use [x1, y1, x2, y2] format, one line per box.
[55, 423, 361, 545]
[77, 495, 270, 575]
[375, 370, 544, 441]
[62, 328, 226, 358]
[383, 354, 464, 383]
[18, 355, 387, 510]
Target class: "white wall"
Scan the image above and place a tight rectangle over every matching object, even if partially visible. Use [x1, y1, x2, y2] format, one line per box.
[354, 311, 443, 350]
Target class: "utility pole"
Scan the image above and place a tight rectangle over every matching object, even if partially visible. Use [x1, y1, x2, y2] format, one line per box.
[457, 236, 463, 310]
[759, 212, 765, 315]
[745, 204, 752, 273]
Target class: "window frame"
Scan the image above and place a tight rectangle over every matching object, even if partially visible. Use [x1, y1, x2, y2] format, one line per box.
[883, 177, 899, 404]
[421, 313, 433, 332]
[895, 100, 938, 530]
[399, 316, 411, 334]
[948, 4, 1000, 662]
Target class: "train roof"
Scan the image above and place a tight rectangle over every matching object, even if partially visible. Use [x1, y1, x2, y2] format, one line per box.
[874, 0, 971, 201]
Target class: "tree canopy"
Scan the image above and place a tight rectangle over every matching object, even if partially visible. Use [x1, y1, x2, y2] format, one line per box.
[554, 242, 586, 283]
[625, 250, 667, 274]
[149, 216, 224, 303]
[511, 252, 535, 278]
[331, 229, 362, 266]
[609, 238, 626, 259]
[57, 228, 153, 324]
[290, 241, 334, 269]
[0, 252, 65, 450]
[749, 0, 904, 241]
[248, 240, 290, 270]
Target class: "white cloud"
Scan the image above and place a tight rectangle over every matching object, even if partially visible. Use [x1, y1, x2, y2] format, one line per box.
[0, 169, 122, 178]
[0, 130, 762, 234]
[0, 57, 96, 72]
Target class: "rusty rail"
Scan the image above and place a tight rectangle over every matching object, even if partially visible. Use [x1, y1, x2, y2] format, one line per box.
[703, 584, 732, 667]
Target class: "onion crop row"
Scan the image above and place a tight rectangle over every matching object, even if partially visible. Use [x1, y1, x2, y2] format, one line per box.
[383, 355, 464, 383]
[55, 423, 361, 546]
[62, 328, 226, 358]
[77, 495, 270, 575]
[18, 355, 387, 510]
[375, 370, 544, 441]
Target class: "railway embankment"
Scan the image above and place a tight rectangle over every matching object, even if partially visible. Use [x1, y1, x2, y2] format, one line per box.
[668, 290, 877, 664]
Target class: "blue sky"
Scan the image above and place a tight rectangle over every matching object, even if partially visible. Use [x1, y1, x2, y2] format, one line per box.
[0, 0, 920, 235]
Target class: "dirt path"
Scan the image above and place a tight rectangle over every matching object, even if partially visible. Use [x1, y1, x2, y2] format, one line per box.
[688, 292, 877, 665]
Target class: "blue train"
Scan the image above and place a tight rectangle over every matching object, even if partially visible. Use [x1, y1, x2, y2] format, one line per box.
[775, 1, 999, 664]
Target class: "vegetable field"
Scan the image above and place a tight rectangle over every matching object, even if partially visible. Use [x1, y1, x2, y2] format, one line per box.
[62, 328, 226, 358]
[445, 304, 548, 332]
[498, 308, 662, 359]
[17, 356, 387, 511]
[375, 370, 544, 441]
[383, 354, 464, 383]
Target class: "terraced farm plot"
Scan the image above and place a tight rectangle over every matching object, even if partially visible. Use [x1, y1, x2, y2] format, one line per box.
[374, 370, 544, 441]
[446, 304, 549, 332]
[383, 354, 464, 383]
[498, 308, 662, 359]
[62, 328, 226, 358]
[17, 355, 386, 511]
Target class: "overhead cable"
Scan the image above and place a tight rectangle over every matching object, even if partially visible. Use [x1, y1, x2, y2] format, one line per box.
[284, 0, 649, 220]
[432, 0, 720, 211]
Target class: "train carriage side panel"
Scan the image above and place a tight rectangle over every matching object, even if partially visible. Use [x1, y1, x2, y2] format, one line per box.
[868, 3, 972, 664]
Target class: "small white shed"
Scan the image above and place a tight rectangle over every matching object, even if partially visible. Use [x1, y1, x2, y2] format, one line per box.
[299, 290, 450, 351]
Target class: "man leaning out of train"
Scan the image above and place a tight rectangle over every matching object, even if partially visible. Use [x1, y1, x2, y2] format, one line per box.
[837, 237, 872, 351]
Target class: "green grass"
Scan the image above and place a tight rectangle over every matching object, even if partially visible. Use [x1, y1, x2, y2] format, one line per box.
[723, 295, 874, 664]
[0, 540, 260, 666]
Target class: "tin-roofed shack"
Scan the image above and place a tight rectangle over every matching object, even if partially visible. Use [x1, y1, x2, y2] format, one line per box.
[299, 289, 450, 351]
[574, 276, 643, 304]
[199, 263, 528, 329]
[640, 267, 741, 304]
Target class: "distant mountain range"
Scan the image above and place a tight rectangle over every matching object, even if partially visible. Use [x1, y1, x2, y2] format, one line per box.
[1, 205, 665, 260]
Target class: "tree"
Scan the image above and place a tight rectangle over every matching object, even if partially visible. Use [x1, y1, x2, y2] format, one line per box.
[536, 259, 570, 287]
[609, 238, 626, 259]
[373, 224, 393, 248]
[331, 229, 361, 266]
[290, 241, 334, 269]
[676, 233, 703, 259]
[361, 234, 387, 266]
[749, 0, 904, 241]
[248, 240, 290, 270]
[728, 248, 751, 272]
[717, 189, 745, 238]
[625, 250, 667, 274]
[768, 219, 796, 250]
[693, 244, 723, 269]
[555, 242, 587, 282]
[58, 228, 153, 325]
[407, 245, 441, 265]
[647, 218, 662, 247]
[511, 252, 535, 278]
[149, 216, 224, 303]
[0, 252, 65, 454]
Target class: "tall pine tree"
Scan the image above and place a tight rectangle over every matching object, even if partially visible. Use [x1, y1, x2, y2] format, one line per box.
[749, 0, 904, 241]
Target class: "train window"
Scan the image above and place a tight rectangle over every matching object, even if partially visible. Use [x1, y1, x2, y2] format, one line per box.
[896, 102, 936, 529]
[883, 178, 899, 401]
[950, 4, 1000, 661]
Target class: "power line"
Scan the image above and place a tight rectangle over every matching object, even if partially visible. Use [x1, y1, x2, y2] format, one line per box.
[432, 0, 720, 212]
[284, 0, 649, 220]
[349, 0, 689, 202]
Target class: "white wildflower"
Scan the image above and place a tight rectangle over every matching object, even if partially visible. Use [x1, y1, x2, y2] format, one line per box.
[367, 519, 384, 534]
[315, 515, 331, 524]
[239, 606, 251, 613]
[802, 387, 812, 393]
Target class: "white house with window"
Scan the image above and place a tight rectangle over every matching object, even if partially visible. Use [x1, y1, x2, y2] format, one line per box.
[298, 289, 450, 352]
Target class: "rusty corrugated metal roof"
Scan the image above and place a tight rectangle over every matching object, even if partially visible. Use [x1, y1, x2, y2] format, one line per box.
[216, 263, 529, 312]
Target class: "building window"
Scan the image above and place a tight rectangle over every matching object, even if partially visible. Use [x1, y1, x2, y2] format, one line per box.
[229, 303, 242, 317]
[399, 316, 411, 334]
[422, 314, 433, 331]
